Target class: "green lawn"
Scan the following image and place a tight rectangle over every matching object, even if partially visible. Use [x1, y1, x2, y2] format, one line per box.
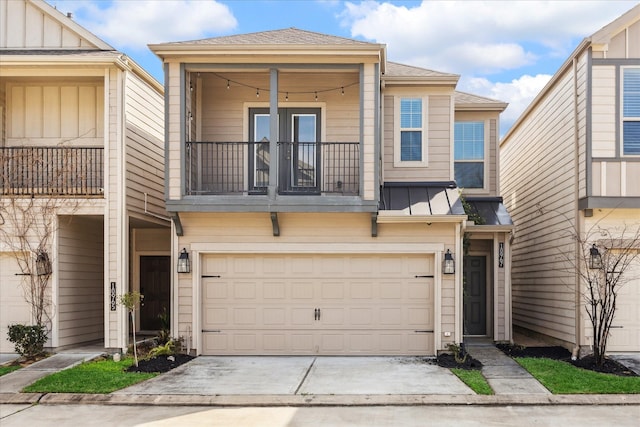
[0, 365, 21, 376]
[516, 357, 640, 394]
[451, 368, 493, 395]
[22, 357, 156, 394]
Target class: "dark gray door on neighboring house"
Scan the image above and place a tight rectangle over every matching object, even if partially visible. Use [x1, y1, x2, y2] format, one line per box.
[140, 256, 170, 331]
[464, 256, 487, 335]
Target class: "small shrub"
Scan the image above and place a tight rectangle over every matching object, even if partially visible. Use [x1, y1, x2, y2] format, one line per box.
[157, 307, 171, 345]
[7, 324, 47, 358]
[148, 339, 176, 358]
[447, 343, 469, 364]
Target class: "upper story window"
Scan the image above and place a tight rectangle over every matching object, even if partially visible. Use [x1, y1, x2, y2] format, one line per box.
[394, 97, 428, 167]
[454, 121, 485, 188]
[623, 67, 640, 155]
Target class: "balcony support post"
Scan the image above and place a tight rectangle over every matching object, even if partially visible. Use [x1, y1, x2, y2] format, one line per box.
[268, 68, 279, 199]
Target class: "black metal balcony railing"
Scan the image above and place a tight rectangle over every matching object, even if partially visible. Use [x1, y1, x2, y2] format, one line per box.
[1, 147, 104, 196]
[185, 141, 360, 196]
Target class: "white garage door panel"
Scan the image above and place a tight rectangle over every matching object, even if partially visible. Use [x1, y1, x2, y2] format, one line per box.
[202, 254, 434, 355]
[608, 254, 640, 352]
[1, 254, 32, 353]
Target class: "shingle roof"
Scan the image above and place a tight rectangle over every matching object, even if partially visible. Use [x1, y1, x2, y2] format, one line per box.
[160, 28, 378, 47]
[454, 90, 508, 110]
[385, 61, 458, 79]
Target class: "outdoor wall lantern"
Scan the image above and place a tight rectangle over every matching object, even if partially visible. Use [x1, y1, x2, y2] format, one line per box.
[177, 248, 191, 273]
[589, 243, 602, 270]
[443, 249, 455, 274]
[36, 250, 52, 276]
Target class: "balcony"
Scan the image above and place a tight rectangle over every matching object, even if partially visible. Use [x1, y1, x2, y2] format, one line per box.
[185, 141, 360, 196]
[1, 147, 104, 196]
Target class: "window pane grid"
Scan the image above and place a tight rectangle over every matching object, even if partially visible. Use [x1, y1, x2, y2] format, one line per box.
[454, 121, 484, 187]
[400, 98, 423, 162]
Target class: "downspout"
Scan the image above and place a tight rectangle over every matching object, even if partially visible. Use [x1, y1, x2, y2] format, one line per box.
[572, 55, 582, 360]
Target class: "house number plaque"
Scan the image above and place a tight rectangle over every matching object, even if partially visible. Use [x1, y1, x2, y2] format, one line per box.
[499, 243, 504, 268]
[110, 282, 117, 311]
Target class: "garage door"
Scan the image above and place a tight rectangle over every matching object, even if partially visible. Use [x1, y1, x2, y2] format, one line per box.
[0, 254, 32, 353]
[608, 252, 640, 352]
[202, 254, 434, 355]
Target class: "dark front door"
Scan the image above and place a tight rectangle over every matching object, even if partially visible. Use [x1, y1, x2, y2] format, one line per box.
[140, 256, 170, 331]
[463, 256, 487, 335]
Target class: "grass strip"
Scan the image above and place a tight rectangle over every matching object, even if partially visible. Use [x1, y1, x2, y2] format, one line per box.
[22, 357, 156, 394]
[451, 368, 493, 395]
[0, 365, 21, 376]
[515, 357, 640, 394]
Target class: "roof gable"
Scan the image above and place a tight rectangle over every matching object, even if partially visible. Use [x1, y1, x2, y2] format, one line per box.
[1, 0, 112, 50]
[591, 3, 640, 45]
[383, 61, 459, 85]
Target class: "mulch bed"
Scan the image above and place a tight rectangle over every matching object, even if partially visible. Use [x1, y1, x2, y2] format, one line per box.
[496, 343, 637, 377]
[126, 354, 195, 373]
[436, 353, 483, 370]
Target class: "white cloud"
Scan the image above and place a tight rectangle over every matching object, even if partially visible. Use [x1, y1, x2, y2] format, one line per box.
[65, 1, 237, 50]
[460, 74, 553, 134]
[341, 0, 636, 75]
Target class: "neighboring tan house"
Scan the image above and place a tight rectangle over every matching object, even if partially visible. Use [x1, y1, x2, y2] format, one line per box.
[501, 5, 640, 353]
[150, 28, 512, 356]
[0, 0, 169, 353]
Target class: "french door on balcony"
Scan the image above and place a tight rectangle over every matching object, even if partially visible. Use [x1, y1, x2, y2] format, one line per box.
[250, 108, 321, 194]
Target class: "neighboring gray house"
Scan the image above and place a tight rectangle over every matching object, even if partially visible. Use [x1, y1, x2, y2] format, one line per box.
[0, 0, 169, 352]
[501, 5, 640, 353]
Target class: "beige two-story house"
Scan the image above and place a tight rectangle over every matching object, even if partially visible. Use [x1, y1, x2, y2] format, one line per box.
[151, 28, 512, 356]
[501, 5, 640, 353]
[0, 0, 169, 353]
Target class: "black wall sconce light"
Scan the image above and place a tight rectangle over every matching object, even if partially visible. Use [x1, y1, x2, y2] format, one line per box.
[177, 248, 191, 273]
[443, 249, 455, 274]
[589, 243, 602, 270]
[36, 250, 52, 276]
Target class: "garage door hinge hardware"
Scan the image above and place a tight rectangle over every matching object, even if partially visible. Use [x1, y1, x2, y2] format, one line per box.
[202, 275, 221, 278]
[202, 329, 221, 333]
[414, 330, 434, 333]
[314, 308, 321, 321]
[414, 275, 434, 278]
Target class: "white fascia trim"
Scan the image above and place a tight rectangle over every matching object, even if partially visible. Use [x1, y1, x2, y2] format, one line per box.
[190, 242, 445, 254]
[377, 213, 468, 223]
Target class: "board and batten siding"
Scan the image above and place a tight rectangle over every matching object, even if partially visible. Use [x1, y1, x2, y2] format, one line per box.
[0, 0, 95, 49]
[382, 92, 453, 182]
[501, 67, 581, 346]
[56, 216, 104, 347]
[124, 72, 165, 217]
[5, 81, 104, 146]
[175, 212, 458, 353]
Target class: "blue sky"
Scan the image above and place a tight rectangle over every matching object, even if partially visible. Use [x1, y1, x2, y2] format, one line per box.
[54, 0, 638, 134]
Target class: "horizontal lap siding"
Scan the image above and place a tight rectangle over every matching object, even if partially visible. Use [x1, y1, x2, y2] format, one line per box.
[57, 216, 104, 347]
[125, 73, 165, 218]
[383, 93, 452, 182]
[501, 67, 579, 345]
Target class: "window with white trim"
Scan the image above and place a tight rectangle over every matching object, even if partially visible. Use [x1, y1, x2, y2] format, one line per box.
[454, 121, 485, 188]
[394, 97, 427, 167]
[623, 67, 640, 155]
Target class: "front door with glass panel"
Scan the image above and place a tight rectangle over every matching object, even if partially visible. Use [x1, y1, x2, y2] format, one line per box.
[249, 108, 321, 194]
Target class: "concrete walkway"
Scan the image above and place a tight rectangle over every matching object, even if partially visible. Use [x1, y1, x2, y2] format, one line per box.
[464, 340, 550, 395]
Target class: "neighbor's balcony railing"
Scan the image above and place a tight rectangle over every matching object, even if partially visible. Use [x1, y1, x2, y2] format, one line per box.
[0, 147, 104, 196]
[185, 141, 360, 196]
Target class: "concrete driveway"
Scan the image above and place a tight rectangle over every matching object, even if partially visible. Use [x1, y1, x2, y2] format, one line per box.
[115, 356, 473, 395]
